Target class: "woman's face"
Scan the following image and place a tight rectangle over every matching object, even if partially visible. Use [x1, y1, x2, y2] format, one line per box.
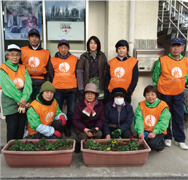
[42, 91, 54, 101]
[117, 46, 127, 58]
[145, 92, 157, 104]
[89, 39, 97, 52]
[7, 50, 21, 64]
[85, 91, 96, 103]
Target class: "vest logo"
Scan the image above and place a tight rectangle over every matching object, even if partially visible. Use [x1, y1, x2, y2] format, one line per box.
[13, 78, 24, 89]
[145, 115, 156, 127]
[114, 67, 125, 78]
[59, 62, 70, 72]
[171, 67, 182, 78]
[28, 57, 40, 67]
[46, 112, 54, 123]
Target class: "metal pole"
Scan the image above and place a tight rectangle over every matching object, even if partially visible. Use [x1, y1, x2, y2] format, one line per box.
[177, 3, 180, 37]
[0, 1, 5, 64]
[85, 0, 89, 50]
[42, 0, 46, 49]
[174, 0, 176, 17]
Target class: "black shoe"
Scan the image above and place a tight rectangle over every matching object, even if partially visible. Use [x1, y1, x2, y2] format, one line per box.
[75, 142, 81, 153]
[64, 128, 71, 137]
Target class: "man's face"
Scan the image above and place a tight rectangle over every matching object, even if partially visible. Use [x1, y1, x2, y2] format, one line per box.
[58, 44, 70, 56]
[169, 43, 184, 58]
[28, 34, 40, 48]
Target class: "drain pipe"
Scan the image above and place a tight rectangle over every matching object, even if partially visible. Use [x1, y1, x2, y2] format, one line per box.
[129, 1, 136, 56]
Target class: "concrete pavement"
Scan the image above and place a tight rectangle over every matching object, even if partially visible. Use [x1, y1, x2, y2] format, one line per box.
[1, 119, 188, 179]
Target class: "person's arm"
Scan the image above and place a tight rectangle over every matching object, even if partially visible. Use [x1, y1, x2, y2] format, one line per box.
[21, 68, 32, 102]
[76, 55, 85, 91]
[185, 72, 188, 84]
[134, 104, 144, 134]
[119, 104, 134, 133]
[127, 62, 138, 95]
[152, 59, 161, 87]
[44, 55, 51, 81]
[152, 107, 171, 134]
[27, 106, 55, 137]
[0, 69, 23, 103]
[48, 59, 54, 83]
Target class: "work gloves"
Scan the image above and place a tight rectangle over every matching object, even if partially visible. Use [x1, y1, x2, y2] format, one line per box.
[88, 127, 99, 136]
[18, 106, 26, 114]
[111, 129, 121, 138]
[59, 115, 66, 126]
[54, 130, 61, 138]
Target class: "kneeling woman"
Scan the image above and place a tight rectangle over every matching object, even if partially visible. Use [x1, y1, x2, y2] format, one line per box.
[103, 88, 134, 139]
[134, 85, 171, 152]
[27, 81, 67, 139]
[72, 83, 105, 152]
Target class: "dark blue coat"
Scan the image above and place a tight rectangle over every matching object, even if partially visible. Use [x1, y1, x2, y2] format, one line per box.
[103, 101, 134, 136]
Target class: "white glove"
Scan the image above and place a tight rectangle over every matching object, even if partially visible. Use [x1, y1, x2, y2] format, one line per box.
[18, 106, 26, 114]
[25, 103, 30, 109]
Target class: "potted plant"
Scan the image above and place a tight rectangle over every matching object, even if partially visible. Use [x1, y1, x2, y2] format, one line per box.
[81, 137, 151, 167]
[1, 138, 75, 168]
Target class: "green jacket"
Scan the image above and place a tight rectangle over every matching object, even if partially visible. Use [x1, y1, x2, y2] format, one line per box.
[0, 60, 32, 116]
[27, 95, 66, 137]
[134, 98, 171, 135]
[152, 53, 188, 87]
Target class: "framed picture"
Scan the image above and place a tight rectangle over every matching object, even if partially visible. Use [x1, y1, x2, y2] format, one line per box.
[3, 1, 42, 40]
[46, 1, 85, 41]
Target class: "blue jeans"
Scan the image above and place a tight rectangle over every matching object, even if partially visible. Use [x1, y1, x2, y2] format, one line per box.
[31, 85, 41, 101]
[54, 92, 76, 129]
[160, 92, 185, 142]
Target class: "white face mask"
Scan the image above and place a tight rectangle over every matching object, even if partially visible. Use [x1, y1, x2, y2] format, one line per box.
[114, 98, 124, 105]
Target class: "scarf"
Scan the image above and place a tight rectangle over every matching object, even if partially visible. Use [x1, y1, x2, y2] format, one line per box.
[89, 51, 97, 60]
[82, 99, 96, 117]
[38, 94, 54, 105]
[57, 51, 71, 59]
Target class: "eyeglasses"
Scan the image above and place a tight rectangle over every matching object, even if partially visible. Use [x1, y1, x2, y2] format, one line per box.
[8, 54, 20, 57]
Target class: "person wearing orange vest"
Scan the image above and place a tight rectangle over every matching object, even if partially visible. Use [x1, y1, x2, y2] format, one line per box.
[49, 39, 78, 137]
[27, 81, 67, 139]
[134, 85, 171, 152]
[105, 40, 138, 104]
[0, 44, 32, 142]
[20, 28, 51, 101]
[153, 37, 188, 150]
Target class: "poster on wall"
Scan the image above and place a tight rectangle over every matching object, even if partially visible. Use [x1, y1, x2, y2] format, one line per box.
[3, 1, 42, 40]
[46, 1, 85, 41]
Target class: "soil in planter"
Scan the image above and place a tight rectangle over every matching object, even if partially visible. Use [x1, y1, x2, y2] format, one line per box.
[83, 140, 145, 151]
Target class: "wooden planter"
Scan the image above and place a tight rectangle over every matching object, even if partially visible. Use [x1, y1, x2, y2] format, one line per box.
[81, 139, 151, 167]
[1, 139, 75, 168]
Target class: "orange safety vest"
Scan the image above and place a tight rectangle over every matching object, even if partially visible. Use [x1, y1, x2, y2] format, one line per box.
[158, 55, 188, 95]
[21, 46, 49, 79]
[108, 57, 138, 92]
[139, 100, 168, 134]
[28, 100, 57, 135]
[0, 64, 25, 89]
[50, 54, 78, 89]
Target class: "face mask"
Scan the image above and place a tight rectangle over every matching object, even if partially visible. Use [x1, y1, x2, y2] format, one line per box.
[114, 98, 124, 105]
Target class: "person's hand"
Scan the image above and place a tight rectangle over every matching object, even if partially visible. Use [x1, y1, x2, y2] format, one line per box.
[147, 132, 156, 139]
[54, 130, 61, 138]
[19, 99, 27, 108]
[138, 133, 144, 139]
[79, 89, 84, 96]
[18, 106, 26, 114]
[84, 128, 93, 137]
[59, 115, 66, 126]
[105, 134, 111, 139]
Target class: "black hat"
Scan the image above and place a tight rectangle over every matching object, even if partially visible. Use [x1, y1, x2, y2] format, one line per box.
[112, 88, 126, 98]
[58, 39, 70, 47]
[28, 28, 40, 37]
[115, 40, 129, 51]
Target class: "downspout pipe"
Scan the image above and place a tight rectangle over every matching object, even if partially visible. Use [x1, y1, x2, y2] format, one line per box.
[129, 1, 136, 56]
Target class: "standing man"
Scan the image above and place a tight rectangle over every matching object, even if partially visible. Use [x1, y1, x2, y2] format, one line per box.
[153, 37, 188, 150]
[49, 39, 78, 137]
[21, 28, 50, 101]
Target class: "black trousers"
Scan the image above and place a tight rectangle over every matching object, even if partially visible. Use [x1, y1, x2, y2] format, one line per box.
[32, 120, 66, 139]
[6, 112, 26, 142]
[145, 134, 165, 151]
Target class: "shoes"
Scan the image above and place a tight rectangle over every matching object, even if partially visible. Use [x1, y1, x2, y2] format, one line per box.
[64, 128, 71, 137]
[174, 141, 188, 150]
[23, 130, 31, 138]
[164, 139, 171, 147]
[158, 148, 165, 153]
[74, 142, 81, 153]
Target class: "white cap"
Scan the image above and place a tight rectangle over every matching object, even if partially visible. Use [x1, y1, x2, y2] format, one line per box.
[7, 44, 21, 51]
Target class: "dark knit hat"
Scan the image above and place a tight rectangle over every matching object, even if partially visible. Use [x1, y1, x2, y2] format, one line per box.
[115, 40, 129, 51]
[28, 28, 40, 38]
[40, 81, 56, 94]
[112, 88, 126, 98]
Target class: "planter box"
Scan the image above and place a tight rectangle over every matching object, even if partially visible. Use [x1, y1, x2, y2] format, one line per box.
[81, 139, 151, 167]
[1, 139, 75, 168]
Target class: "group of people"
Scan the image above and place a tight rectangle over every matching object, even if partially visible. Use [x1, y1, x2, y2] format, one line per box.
[0, 28, 188, 154]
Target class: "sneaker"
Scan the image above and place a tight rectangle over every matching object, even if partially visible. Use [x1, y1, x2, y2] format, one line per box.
[64, 128, 71, 137]
[158, 147, 165, 153]
[174, 141, 188, 150]
[164, 139, 171, 147]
